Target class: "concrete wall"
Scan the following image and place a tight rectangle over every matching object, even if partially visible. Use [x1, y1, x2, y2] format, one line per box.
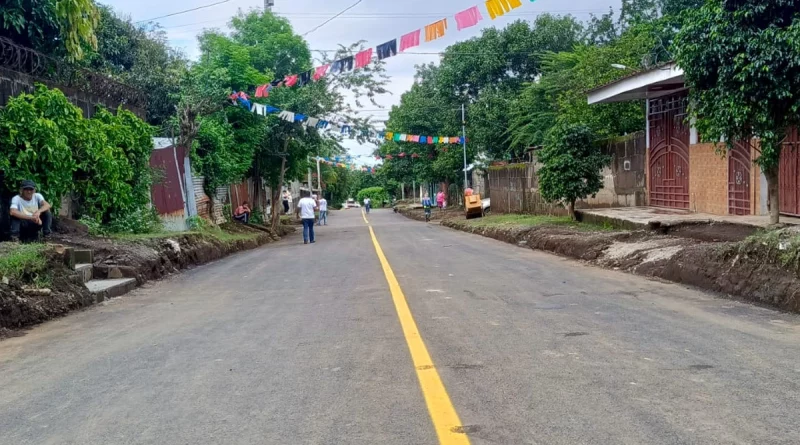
[0, 66, 146, 119]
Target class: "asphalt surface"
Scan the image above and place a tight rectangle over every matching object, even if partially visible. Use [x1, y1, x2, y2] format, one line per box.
[1, 209, 800, 445]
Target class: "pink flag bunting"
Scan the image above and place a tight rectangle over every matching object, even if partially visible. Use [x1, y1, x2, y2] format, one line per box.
[313, 64, 330, 81]
[455, 6, 483, 31]
[284, 74, 298, 87]
[355, 48, 373, 69]
[400, 29, 421, 52]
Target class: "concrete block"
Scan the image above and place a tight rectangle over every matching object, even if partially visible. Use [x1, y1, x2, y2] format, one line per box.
[74, 249, 93, 264]
[74, 263, 93, 283]
[85, 278, 137, 301]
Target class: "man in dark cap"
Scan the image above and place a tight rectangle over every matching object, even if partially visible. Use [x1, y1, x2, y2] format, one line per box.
[9, 180, 52, 242]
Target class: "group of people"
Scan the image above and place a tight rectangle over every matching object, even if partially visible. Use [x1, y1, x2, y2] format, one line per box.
[421, 191, 448, 219]
[232, 189, 328, 245]
[296, 191, 328, 244]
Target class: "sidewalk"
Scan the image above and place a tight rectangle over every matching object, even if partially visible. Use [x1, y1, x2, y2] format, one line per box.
[577, 207, 800, 230]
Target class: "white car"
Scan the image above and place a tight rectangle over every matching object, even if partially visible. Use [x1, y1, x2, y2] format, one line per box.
[343, 199, 361, 209]
[482, 197, 490, 214]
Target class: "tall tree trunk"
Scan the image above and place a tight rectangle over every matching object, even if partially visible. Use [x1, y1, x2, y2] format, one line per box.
[765, 164, 780, 225]
[270, 155, 287, 231]
[568, 200, 576, 221]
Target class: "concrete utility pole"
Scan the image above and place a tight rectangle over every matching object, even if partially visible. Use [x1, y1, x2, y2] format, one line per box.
[264, 0, 274, 11]
[316, 156, 322, 193]
[461, 103, 469, 188]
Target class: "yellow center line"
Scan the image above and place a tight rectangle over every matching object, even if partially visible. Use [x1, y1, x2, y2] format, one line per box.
[362, 208, 369, 224]
[367, 224, 470, 445]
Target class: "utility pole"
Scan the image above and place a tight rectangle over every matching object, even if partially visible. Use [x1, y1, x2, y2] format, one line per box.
[316, 156, 322, 194]
[461, 103, 468, 188]
[264, 0, 274, 11]
[307, 156, 313, 196]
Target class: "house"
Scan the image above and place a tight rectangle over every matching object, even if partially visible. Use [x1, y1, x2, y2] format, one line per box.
[587, 62, 800, 217]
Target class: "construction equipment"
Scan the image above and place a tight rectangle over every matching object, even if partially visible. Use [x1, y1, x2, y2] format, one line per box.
[464, 193, 483, 219]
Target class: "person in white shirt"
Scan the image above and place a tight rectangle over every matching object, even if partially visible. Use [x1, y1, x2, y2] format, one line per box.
[10, 180, 52, 242]
[363, 197, 371, 214]
[282, 189, 291, 214]
[317, 196, 328, 226]
[295, 191, 318, 244]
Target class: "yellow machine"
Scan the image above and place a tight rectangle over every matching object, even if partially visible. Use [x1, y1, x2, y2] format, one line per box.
[464, 193, 483, 219]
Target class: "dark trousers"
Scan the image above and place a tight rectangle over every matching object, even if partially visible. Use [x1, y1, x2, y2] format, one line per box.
[302, 218, 315, 243]
[283, 200, 289, 214]
[234, 212, 249, 223]
[11, 211, 52, 240]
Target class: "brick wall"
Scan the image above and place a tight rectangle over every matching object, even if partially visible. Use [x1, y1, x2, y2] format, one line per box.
[689, 143, 729, 215]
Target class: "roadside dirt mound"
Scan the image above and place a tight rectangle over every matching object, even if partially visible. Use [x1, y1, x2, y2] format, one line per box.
[398, 206, 463, 222]
[438, 217, 800, 314]
[1, 221, 300, 336]
[0, 250, 94, 336]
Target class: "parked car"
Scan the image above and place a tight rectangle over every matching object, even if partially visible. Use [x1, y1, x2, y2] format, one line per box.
[482, 197, 490, 215]
[343, 199, 360, 209]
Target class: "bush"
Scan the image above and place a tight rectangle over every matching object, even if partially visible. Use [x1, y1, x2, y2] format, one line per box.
[187, 216, 212, 231]
[0, 84, 154, 223]
[81, 208, 162, 236]
[356, 187, 389, 207]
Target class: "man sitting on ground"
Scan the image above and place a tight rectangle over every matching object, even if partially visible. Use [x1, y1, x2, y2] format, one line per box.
[233, 201, 251, 224]
[10, 180, 52, 242]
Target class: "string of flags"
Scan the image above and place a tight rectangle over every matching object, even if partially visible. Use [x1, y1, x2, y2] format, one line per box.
[232, 92, 468, 146]
[383, 132, 464, 145]
[249, 0, 535, 98]
[234, 94, 384, 139]
[316, 157, 377, 174]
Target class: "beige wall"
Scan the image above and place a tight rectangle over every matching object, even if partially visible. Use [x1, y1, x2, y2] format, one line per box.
[689, 143, 729, 215]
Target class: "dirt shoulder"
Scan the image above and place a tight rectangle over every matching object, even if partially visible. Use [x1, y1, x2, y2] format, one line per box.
[1, 221, 296, 337]
[398, 207, 800, 313]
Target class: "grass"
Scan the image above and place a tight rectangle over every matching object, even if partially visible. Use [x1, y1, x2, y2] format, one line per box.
[738, 229, 800, 272]
[464, 214, 613, 231]
[0, 243, 50, 287]
[113, 227, 260, 243]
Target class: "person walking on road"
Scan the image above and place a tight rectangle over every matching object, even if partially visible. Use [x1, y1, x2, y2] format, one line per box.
[282, 189, 291, 214]
[436, 191, 445, 212]
[422, 193, 433, 222]
[318, 196, 328, 226]
[296, 191, 317, 244]
[363, 197, 371, 214]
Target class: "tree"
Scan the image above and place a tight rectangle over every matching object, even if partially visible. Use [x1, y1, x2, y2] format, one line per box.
[537, 123, 607, 219]
[0, 0, 98, 60]
[181, 10, 388, 230]
[88, 6, 188, 128]
[674, 0, 800, 224]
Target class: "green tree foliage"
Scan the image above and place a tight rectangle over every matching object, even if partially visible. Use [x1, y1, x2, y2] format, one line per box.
[0, 85, 153, 222]
[537, 123, 607, 219]
[356, 187, 389, 207]
[0, 85, 77, 207]
[674, 0, 800, 224]
[87, 6, 188, 128]
[0, 0, 98, 60]
[382, 15, 585, 185]
[182, 10, 388, 229]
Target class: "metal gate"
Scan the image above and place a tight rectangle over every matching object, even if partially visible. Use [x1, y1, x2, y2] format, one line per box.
[728, 140, 752, 215]
[648, 93, 690, 209]
[780, 127, 800, 216]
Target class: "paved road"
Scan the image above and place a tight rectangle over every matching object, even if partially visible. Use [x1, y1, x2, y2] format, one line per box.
[1, 209, 800, 445]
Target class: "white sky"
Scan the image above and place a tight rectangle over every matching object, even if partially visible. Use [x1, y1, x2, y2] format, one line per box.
[101, 0, 621, 163]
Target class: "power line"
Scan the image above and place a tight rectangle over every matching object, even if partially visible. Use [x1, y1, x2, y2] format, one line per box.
[301, 0, 364, 37]
[161, 9, 607, 29]
[135, 0, 232, 24]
